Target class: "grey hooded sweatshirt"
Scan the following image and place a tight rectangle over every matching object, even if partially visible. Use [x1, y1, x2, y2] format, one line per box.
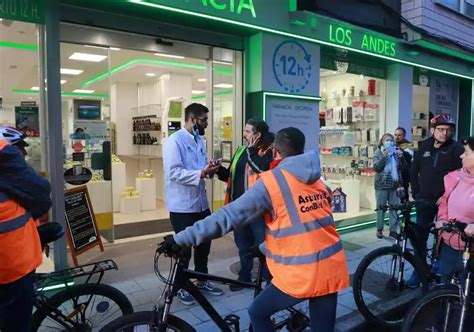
[174, 151, 322, 247]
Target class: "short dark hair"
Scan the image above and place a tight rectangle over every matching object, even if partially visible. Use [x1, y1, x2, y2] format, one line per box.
[395, 127, 406, 136]
[462, 137, 474, 151]
[246, 118, 269, 135]
[275, 127, 305, 157]
[185, 103, 209, 121]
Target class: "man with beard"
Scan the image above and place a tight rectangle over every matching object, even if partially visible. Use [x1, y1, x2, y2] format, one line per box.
[163, 103, 223, 305]
[217, 118, 274, 291]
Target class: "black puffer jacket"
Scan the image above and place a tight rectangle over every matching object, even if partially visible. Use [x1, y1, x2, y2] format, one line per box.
[410, 137, 464, 200]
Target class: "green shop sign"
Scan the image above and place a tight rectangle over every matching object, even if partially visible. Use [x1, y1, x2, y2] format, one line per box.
[0, 0, 44, 24]
[329, 24, 397, 57]
[127, 0, 473, 79]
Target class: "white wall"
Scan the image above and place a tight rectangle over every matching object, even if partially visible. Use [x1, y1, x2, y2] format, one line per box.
[111, 82, 138, 156]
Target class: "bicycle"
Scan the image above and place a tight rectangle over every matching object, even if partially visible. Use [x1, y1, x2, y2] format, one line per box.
[352, 200, 440, 328]
[101, 243, 311, 331]
[402, 221, 474, 332]
[30, 222, 134, 331]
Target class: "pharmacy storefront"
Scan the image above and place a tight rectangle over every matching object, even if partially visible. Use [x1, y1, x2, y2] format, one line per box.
[2, 0, 472, 268]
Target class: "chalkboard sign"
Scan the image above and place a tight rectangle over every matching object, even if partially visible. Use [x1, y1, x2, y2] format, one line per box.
[64, 186, 104, 266]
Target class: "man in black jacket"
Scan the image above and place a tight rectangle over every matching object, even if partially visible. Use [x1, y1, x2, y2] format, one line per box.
[408, 115, 463, 288]
[394, 127, 413, 199]
[217, 118, 274, 290]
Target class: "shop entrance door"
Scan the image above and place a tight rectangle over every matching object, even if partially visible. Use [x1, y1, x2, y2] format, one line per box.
[59, 25, 243, 241]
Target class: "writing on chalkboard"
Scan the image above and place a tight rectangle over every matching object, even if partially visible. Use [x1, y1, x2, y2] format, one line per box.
[64, 186, 103, 266]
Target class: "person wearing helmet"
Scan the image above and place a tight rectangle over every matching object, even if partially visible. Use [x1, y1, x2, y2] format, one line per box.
[407, 114, 464, 288]
[0, 126, 52, 332]
[0, 126, 29, 156]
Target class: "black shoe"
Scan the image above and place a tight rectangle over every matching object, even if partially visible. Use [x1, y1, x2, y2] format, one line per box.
[389, 231, 398, 239]
[229, 284, 245, 292]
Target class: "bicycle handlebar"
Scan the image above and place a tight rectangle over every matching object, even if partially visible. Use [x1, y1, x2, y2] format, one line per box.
[440, 220, 473, 243]
[375, 201, 415, 213]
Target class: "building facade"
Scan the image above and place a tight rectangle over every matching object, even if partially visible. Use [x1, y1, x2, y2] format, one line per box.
[0, 0, 472, 269]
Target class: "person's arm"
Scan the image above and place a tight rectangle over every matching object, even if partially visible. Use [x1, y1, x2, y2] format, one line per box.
[174, 181, 272, 247]
[373, 149, 387, 173]
[410, 149, 421, 199]
[247, 147, 273, 173]
[0, 145, 51, 218]
[216, 165, 230, 182]
[163, 138, 203, 187]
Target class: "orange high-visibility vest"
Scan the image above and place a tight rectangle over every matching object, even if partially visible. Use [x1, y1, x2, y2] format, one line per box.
[0, 140, 42, 284]
[224, 145, 274, 204]
[260, 168, 350, 298]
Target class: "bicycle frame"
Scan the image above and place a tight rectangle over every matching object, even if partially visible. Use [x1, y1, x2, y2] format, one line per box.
[158, 257, 263, 332]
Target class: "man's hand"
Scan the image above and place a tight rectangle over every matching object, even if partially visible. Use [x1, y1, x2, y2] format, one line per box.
[465, 224, 474, 237]
[160, 235, 181, 254]
[202, 163, 220, 178]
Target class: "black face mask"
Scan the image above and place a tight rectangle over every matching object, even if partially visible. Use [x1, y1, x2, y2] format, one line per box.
[192, 123, 205, 136]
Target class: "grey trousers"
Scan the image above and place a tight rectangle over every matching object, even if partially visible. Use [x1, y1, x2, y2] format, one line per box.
[375, 189, 399, 231]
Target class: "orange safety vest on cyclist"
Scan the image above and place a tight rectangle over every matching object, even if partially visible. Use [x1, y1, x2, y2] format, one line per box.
[224, 145, 274, 204]
[260, 169, 350, 298]
[0, 140, 42, 284]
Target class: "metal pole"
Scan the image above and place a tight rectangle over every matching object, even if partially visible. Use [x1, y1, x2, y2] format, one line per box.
[45, 0, 68, 270]
[38, 25, 48, 174]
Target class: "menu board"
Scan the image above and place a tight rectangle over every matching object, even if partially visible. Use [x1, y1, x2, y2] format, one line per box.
[64, 186, 103, 265]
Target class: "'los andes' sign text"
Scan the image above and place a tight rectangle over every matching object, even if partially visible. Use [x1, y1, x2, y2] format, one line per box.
[329, 24, 397, 58]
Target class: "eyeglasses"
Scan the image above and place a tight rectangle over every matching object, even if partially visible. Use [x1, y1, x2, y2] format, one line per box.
[435, 127, 452, 133]
[196, 117, 208, 124]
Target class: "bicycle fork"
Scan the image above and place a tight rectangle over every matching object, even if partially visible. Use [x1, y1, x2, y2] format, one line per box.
[157, 260, 180, 332]
[457, 250, 472, 332]
[391, 238, 407, 291]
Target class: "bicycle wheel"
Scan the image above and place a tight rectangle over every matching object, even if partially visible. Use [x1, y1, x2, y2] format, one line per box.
[100, 311, 195, 331]
[402, 288, 473, 332]
[352, 245, 428, 327]
[32, 283, 133, 331]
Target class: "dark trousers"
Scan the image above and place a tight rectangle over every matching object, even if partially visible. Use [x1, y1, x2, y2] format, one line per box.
[439, 243, 465, 284]
[169, 209, 211, 275]
[248, 283, 338, 332]
[414, 199, 438, 262]
[234, 220, 267, 282]
[0, 271, 35, 332]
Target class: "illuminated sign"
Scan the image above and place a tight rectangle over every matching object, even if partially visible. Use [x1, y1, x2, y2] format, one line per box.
[178, 0, 256, 18]
[0, 0, 44, 24]
[329, 24, 397, 57]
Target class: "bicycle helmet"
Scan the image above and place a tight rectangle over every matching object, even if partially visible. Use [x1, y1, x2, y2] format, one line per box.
[0, 126, 29, 148]
[430, 114, 455, 128]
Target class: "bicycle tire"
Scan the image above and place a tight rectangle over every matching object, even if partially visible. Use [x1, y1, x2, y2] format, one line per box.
[402, 288, 473, 332]
[100, 311, 195, 331]
[32, 283, 133, 331]
[352, 245, 428, 328]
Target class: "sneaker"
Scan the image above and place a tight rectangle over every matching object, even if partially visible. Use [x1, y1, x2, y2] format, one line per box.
[229, 284, 245, 292]
[196, 281, 224, 296]
[389, 231, 398, 239]
[406, 272, 420, 289]
[177, 289, 195, 306]
[376, 229, 383, 239]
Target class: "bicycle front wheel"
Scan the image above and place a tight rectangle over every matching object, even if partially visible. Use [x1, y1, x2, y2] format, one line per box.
[32, 283, 133, 331]
[352, 245, 428, 327]
[402, 288, 473, 332]
[100, 311, 195, 331]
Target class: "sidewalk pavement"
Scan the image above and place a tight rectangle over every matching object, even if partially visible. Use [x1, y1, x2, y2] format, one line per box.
[79, 227, 389, 331]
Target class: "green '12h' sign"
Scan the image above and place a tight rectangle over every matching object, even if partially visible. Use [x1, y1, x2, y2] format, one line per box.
[0, 0, 45, 24]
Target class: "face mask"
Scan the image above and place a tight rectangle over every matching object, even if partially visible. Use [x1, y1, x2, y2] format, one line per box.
[383, 141, 394, 149]
[192, 124, 200, 137]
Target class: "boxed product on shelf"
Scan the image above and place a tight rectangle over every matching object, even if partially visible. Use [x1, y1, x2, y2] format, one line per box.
[351, 101, 365, 122]
[364, 103, 379, 122]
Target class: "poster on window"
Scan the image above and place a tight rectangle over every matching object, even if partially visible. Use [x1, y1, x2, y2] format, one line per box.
[15, 106, 39, 137]
[265, 95, 319, 151]
[73, 120, 108, 145]
[429, 75, 459, 124]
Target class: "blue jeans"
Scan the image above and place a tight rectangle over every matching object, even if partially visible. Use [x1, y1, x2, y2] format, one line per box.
[248, 283, 338, 332]
[375, 189, 399, 231]
[234, 220, 266, 282]
[0, 271, 35, 332]
[439, 243, 465, 284]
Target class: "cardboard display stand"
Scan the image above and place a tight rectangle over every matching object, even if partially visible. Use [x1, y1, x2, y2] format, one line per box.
[64, 186, 104, 266]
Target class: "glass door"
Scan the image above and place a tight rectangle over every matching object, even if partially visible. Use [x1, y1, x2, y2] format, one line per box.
[210, 48, 243, 211]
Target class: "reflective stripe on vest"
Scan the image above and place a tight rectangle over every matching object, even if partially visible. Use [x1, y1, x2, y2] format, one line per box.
[0, 211, 32, 234]
[260, 168, 349, 298]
